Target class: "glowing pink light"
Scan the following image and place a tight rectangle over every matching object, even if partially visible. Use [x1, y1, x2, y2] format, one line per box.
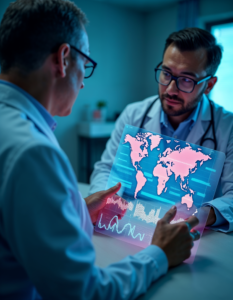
[106, 196, 134, 211]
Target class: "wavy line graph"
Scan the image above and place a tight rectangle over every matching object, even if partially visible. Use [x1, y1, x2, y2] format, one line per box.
[106, 197, 134, 211]
[133, 203, 161, 224]
[98, 213, 145, 241]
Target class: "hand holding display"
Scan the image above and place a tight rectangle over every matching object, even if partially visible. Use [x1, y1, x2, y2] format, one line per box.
[85, 183, 122, 223]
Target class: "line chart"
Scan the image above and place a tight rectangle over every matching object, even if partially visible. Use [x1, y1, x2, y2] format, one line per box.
[97, 213, 145, 241]
[106, 196, 134, 211]
[133, 203, 161, 224]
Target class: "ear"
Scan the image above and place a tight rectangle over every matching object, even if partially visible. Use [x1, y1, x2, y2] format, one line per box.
[55, 43, 71, 78]
[204, 77, 217, 95]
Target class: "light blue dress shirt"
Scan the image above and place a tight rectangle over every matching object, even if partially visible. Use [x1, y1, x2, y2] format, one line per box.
[0, 82, 168, 300]
[160, 103, 225, 227]
[160, 102, 200, 141]
[0, 79, 57, 131]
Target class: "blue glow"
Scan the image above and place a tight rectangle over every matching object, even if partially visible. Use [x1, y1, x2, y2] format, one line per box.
[118, 158, 127, 162]
[96, 125, 225, 256]
[98, 214, 145, 241]
[116, 168, 132, 176]
[205, 167, 216, 172]
[169, 191, 180, 197]
[112, 176, 132, 185]
[116, 163, 134, 171]
[141, 191, 176, 204]
[170, 186, 180, 191]
[191, 178, 211, 186]
[197, 192, 205, 197]
[144, 172, 152, 178]
[112, 181, 131, 189]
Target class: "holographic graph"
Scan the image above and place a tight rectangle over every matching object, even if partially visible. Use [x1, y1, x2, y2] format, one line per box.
[96, 196, 174, 247]
[95, 125, 225, 262]
[106, 196, 134, 211]
[133, 203, 161, 224]
[98, 213, 145, 241]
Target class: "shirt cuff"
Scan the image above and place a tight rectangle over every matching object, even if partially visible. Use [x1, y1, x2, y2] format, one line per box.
[202, 202, 228, 227]
[135, 245, 168, 281]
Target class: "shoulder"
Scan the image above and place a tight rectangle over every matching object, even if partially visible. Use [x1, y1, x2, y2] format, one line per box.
[211, 100, 233, 124]
[0, 105, 68, 183]
[125, 95, 158, 113]
[0, 101, 54, 150]
[121, 95, 158, 123]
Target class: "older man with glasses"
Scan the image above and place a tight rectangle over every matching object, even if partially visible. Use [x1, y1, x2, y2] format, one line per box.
[90, 27, 233, 234]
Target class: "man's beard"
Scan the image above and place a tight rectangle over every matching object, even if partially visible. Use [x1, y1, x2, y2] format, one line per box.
[159, 91, 204, 117]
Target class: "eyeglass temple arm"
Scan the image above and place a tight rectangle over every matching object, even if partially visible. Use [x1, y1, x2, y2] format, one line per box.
[197, 75, 212, 85]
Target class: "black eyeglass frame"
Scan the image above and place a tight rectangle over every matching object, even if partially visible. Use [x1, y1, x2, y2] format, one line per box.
[70, 45, 97, 78]
[154, 62, 212, 93]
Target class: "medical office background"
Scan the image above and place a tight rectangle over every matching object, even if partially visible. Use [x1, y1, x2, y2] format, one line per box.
[0, 0, 232, 183]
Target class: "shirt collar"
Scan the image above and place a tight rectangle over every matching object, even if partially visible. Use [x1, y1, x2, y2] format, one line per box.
[0, 79, 57, 131]
[160, 101, 201, 131]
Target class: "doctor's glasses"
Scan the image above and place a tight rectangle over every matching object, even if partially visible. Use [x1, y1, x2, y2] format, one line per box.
[154, 65, 212, 93]
[70, 45, 97, 78]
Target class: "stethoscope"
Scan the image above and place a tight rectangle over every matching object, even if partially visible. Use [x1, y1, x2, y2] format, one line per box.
[139, 96, 217, 150]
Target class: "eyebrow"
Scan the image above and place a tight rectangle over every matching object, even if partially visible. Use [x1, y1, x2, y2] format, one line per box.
[162, 64, 198, 78]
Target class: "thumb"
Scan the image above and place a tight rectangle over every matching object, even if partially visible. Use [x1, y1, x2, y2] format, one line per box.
[103, 182, 121, 198]
[162, 205, 177, 223]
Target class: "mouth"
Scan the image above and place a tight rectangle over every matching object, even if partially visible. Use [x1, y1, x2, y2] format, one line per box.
[164, 97, 182, 106]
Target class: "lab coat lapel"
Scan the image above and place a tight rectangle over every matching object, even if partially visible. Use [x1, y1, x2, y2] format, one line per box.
[0, 84, 60, 148]
[144, 97, 161, 134]
[186, 96, 211, 145]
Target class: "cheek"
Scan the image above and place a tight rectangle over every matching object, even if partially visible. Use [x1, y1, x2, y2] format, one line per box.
[159, 84, 166, 96]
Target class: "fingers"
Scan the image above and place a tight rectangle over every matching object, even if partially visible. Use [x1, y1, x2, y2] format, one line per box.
[185, 216, 199, 230]
[161, 206, 177, 223]
[190, 230, 200, 241]
[103, 182, 121, 198]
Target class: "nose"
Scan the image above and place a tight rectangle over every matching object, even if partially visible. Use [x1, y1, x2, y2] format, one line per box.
[81, 82, 85, 89]
[166, 79, 179, 96]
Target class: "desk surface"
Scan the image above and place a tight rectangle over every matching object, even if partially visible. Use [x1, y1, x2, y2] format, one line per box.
[79, 183, 233, 300]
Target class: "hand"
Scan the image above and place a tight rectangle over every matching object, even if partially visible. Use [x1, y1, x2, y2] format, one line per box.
[84, 183, 121, 224]
[151, 206, 200, 267]
[205, 207, 216, 226]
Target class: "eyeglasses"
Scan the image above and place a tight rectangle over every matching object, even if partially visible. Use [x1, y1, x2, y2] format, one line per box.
[70, 45, 97, 78]
[154, 63, 212, 93]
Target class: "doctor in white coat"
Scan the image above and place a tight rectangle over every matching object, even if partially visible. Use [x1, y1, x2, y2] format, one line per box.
[90, 28, 233, 233]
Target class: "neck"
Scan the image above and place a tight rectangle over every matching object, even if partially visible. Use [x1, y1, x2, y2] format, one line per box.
[0, 69, 53, 114]
[167, 109, 194, 130]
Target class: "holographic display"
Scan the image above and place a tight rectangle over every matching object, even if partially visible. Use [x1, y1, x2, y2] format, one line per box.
[95, 125, 225, 263]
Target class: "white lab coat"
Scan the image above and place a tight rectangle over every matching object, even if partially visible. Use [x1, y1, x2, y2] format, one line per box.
[90, 95, 233, 233]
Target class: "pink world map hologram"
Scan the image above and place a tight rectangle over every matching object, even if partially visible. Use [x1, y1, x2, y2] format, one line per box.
[95, 125, 226, 264]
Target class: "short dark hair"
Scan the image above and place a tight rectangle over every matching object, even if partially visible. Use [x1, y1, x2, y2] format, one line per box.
[163, 28, 223, 76]
[0, 0, 87, 73]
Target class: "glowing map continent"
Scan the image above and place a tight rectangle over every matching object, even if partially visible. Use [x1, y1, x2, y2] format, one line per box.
[124, 132, 211, 210]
